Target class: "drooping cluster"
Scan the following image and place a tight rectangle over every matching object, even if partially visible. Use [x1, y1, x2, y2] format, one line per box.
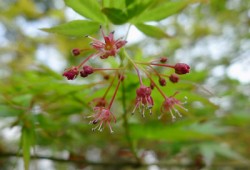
[62, 26, 190, 133]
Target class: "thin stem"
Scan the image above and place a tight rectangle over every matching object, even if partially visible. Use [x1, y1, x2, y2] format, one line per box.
[93, 68, 122, 71]
[77, 53, 99, 69]
[150, 63, 175, 68]
[125, 24, 131, 40]
[148, 65, 161, 78]
[108, 73, 122, 109]
[121, 78, 141, 164]
[142, 68, 167, 99]
[135, 61, 175, 69]
[102, 73, 117, 99]
[122, 49, 143, 85]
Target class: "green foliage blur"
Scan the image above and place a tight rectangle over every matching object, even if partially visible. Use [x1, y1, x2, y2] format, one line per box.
[0, 0, 250, 169]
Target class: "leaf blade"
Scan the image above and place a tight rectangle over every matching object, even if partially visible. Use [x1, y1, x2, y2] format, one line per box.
[102, 8, 129, 25]
[64, 0, 106, 23]
[135, 23, 171, 39]
[41, 20, 100, 36]
[133, 0, 193, 23]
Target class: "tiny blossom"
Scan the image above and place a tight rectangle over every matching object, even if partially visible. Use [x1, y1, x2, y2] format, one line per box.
[169, 74, 179, 83]
[87, 27, 127, 59]
[160, 92, 188, 121]
[132, 85, 154, 117]
[89, 107, 116, 133]
[63, 66, 79, 80]
[174, 63, 190, 75]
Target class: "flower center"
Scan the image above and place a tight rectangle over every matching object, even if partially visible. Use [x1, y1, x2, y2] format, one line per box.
[105, 44, 112, 50]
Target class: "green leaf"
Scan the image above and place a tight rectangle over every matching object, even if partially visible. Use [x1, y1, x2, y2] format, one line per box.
[12, 94, 33, 107]
[126, 0, 153, 19]
[132, 0, 193, 23]
[102, 8, 129, 25]
[135, 23, 171, 39]
[41, 20, 100, 36]
[200, 143, 247, 162]
[0, 105, 22, 117]
[130, 121, 214, 142]
[103, 0, 126, 9]
[21, 128, 34, 170]
[64, 0, 106, 23]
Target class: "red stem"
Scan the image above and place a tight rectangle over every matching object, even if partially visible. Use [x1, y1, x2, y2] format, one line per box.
[108, 74, 123, 109]
[144, 71, 167, 99]
[94, 68, 121, 71]
[77, 53, 99, 69]
[150, 63, 174, 68]
[102, 73, 117, 99]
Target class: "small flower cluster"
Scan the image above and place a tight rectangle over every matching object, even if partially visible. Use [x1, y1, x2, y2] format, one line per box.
[62, 27, 190, 133]
[131, 57, 190, 121]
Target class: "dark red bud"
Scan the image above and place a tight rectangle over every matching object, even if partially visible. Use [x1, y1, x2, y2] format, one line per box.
[103, 75, 110, 80]
[150, 82, 155, 90]
[174, 63, 190, 75]
[169, 74, 179, 83]
[160, 57, 168, 63]
[80, 70, 88, 77]
[159, 78, 166, 86]
[63, 67, 79, 80]
[118, 74, 125, 81]
[83, 65, 93, 75]
[72, 48, 81, 56]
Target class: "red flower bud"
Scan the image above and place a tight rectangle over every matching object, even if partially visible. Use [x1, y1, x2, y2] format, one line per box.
[150, 82, 155, 90]
[160, 57, 168, 63]
[80, 70, 88, 77]
[159, 78, 166, 86]
[174, 63, 190, 75]
[83, 65, 93, 75]
[118, 74, 125, 81]
[103, 75, 110, 80]
[72, 48, 81, 56]
[63, 67, 79, 80]
[169, 74, 179, 83]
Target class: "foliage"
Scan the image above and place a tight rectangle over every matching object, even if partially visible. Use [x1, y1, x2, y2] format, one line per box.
[0, 0, 250, 169]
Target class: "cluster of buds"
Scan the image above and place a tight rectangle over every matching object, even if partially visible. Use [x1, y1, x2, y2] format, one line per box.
[62, 26, 190, 133]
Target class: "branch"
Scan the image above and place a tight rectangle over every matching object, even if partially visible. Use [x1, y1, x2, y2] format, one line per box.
[0, 152, 249, 169]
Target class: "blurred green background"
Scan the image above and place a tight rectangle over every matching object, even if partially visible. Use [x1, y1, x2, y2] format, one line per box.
[0, 0, 250, 169]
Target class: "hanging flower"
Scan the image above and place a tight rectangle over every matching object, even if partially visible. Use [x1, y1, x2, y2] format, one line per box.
[89, 107, 116, 133]
[132, 85, 154, 117]
[160, 92, 188, 121]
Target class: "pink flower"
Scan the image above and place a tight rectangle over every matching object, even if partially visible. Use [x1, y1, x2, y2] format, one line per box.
[160, 92, 188, 121]
[89, 107, 116, 133]
[87, 27, 127, 59]
[132, 85, 154, 117]
[62, 66, 79, 80]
